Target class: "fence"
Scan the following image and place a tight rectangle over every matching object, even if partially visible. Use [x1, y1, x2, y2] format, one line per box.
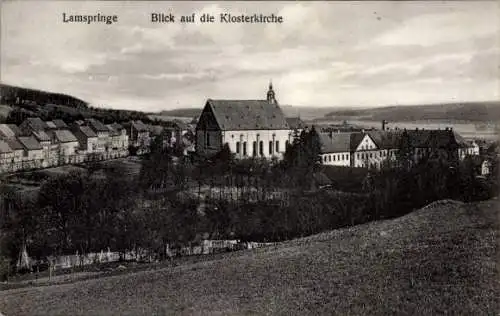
[0, 149, 129, 174]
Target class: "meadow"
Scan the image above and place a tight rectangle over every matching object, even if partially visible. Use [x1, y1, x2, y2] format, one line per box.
[1, 199, 497, 315]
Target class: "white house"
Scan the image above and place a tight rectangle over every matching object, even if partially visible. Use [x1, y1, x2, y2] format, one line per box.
[351, 133, 380, 169]
[17, 136, 44, 169]
[196, 82, 291, 160]
[52, 130, 79, 164]
[319, 133, 352, 167]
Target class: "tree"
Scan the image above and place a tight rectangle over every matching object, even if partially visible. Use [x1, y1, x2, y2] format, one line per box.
[396, 130, 414, 171]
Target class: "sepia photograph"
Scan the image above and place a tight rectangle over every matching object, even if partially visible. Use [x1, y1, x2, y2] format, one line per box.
[0, 1, 498, 315]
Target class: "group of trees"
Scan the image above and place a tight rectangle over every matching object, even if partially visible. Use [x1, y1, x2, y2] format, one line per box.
[0, 124, 498, 279]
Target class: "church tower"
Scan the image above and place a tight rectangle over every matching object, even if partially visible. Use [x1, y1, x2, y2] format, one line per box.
[266, 80, 277, 105]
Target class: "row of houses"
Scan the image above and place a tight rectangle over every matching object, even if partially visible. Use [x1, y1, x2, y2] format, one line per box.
[0, 117, 163, 173]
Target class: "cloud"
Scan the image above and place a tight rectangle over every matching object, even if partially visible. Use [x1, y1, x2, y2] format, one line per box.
[1, 1, 498, 111]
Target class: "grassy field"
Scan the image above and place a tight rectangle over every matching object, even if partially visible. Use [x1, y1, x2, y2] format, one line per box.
[1, 199, 498, 315]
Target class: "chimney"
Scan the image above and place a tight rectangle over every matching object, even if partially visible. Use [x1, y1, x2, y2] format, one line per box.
[382, 120, 387, 131]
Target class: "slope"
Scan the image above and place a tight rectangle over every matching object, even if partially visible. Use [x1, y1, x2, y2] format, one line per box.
[0, 199, 498, 315]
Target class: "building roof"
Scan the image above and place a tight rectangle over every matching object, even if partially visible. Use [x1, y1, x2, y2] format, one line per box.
[7, 124, 23, 136]
[53, 130, 78, 143]
[85, 118, 109, 132]
[52, 119, 69, 129]
[80, 126, 98, 138]
[148, 125, 164, 136]
[349, 133, 366, 152]
[131, 120, 149, 132]
[18, 136, 43, 150]
[205, 99, 289, 130]
[320, 133, 352, 153]
[106, 124, 121, 137]
[367, 131, 403, 149]
[6, 138, 24, 151]
[286, 117, 306, 130]
[45, 121, 57, 129]
[32, 130, 51, 143]
[23, 117, 48, 131]
[110, 122, 124, 131]
[0, 124, 17, 139]
[0, 139, 13, 154]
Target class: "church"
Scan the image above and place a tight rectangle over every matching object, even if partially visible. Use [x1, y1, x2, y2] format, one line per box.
[195, 83, 294, 160]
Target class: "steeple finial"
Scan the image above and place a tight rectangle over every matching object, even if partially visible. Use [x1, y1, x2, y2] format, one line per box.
[267, 80, 276, 104]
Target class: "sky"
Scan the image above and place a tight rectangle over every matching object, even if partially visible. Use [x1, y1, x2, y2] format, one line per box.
[1, 1, 499, 111]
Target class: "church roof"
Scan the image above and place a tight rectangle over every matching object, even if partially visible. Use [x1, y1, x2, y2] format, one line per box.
[205, 99, 289, 131]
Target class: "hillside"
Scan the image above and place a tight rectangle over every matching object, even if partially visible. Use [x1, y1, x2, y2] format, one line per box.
[324, 101, 500, 122]
[0, 84, 151, 124]
[1, 199, 498, 315]
[0, 83, 88, 108]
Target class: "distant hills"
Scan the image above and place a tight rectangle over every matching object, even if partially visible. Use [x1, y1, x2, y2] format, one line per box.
[3, 83, 498, 124]
[323, 102, 500, 123]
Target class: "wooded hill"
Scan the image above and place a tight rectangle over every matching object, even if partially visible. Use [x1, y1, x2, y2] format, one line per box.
[323, 101, 500, 122]
[0, 84, 152, 125]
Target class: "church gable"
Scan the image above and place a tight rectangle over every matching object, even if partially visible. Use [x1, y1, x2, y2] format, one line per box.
[197, 102, 221, 131]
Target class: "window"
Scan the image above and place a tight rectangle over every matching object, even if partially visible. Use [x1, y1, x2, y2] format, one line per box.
[333, 155, 336, 161]
[370, 153, 373, 158]
[276, 141, 279, 153]
[243, 142, 247, 156]
[236, 142, 240, 154]
[329, 155, 332, 162]
[269, 141, 273, 155]
[323, 156, 327, 162]
[206, 132, 210, 147]
[357, 153, 360, 159]
[252, 141, 257, 157]
[259, 141, 264, 156]
[342, 154, 345, 160]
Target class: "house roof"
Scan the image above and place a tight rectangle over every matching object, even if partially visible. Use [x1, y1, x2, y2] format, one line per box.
[0, 124, 17, 139]
[320, 133, 352, 153]
[85, 118, 109, 132]
[205, 99, 289, 130]
[23, 117, 48, 131]
[45, 121, 57, 129]
[75, 125, 98, 138]
[173, 119, 188, 130]
[7, 124, 22, 136]
[32, 130, 51, 142]
[6, 138, 24, 151]
[286, 117, 306, 130]
[110, 122, 124, 131]
[18, 136, 43, 150]
[0, 139, 13, 154]
[53, 130, 78, 143]
[349, 133, 366, 152]
[453, 131, 475, 148]
[52, 119, 69, 129]
[367, 131, 403, 149]
[148, 125, 164, 136]
[131, 120, 149, 132]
